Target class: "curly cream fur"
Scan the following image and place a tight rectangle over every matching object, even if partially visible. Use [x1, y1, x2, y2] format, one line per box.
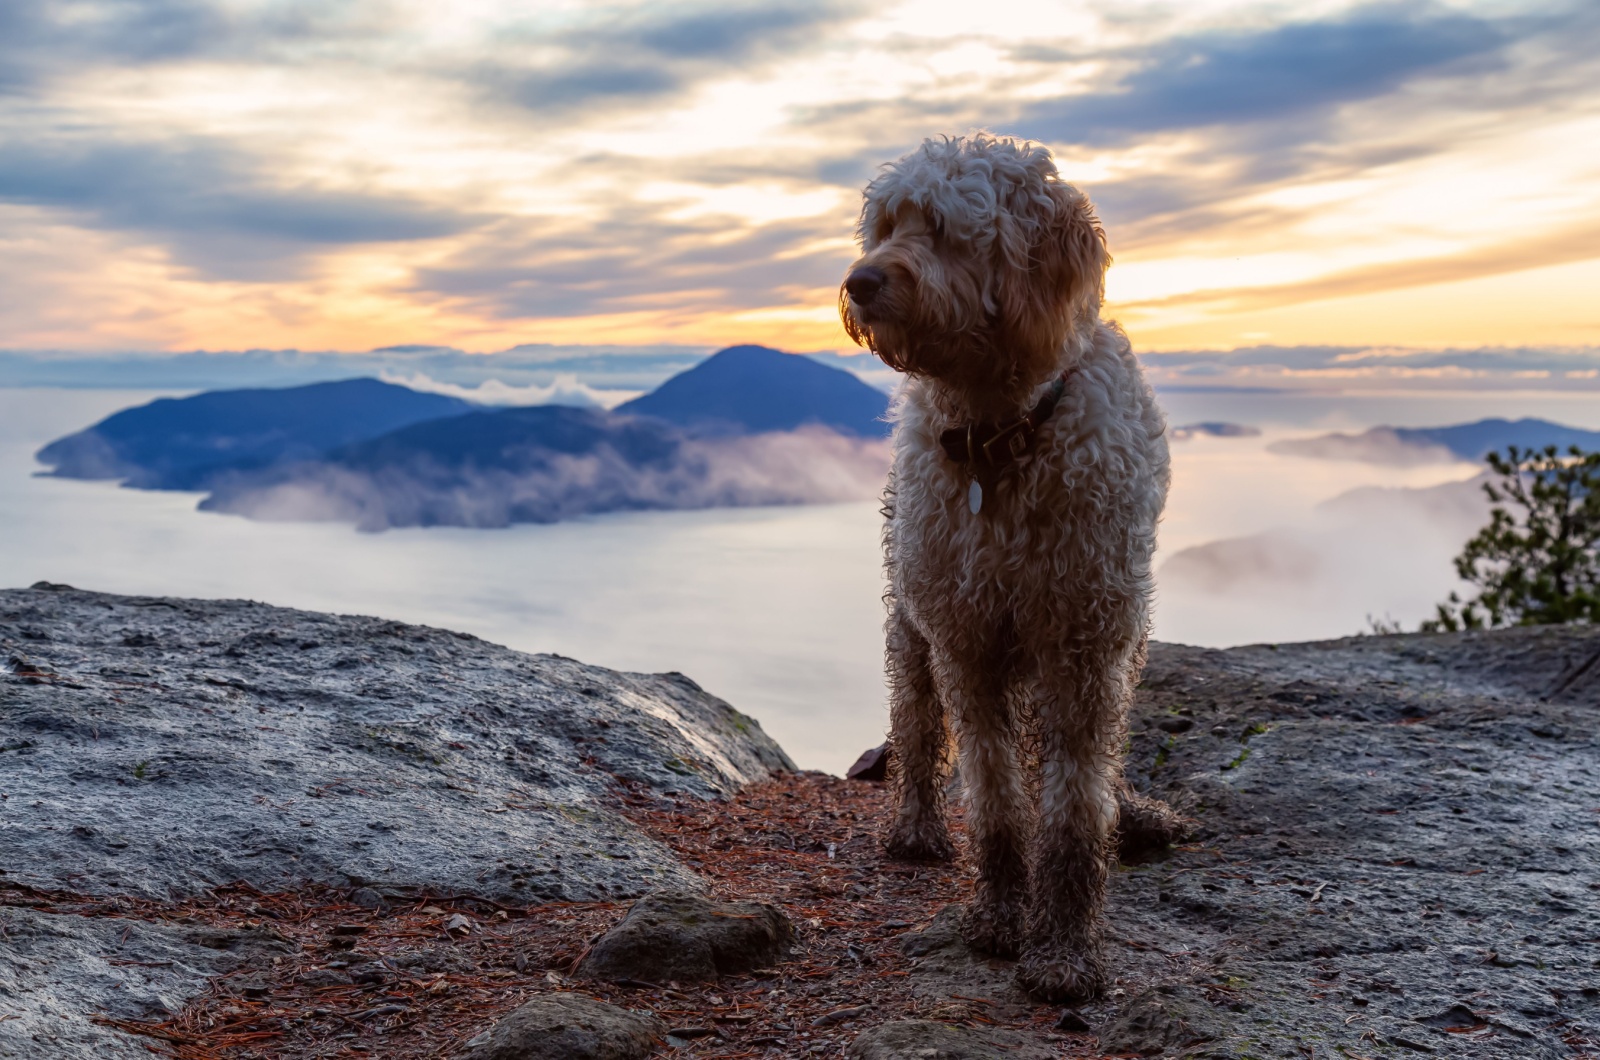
[841, 133, 1183, 1002]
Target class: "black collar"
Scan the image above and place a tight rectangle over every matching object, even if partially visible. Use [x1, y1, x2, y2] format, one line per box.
[939, 372, 1070, 470]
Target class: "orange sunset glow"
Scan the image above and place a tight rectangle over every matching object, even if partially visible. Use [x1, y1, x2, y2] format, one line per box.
[2, 0, 1598, 365]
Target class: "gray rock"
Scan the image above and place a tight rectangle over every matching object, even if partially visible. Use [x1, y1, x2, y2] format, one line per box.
[455, 992, 663, 1060]
[578, 890, 792, 983]
[348, 886, 389, 912]
[898, 905, 1028, 1012]
[1090, 628, 1600, 1058]
[0, 585, 792, 903]
[847, 1020, 1055, 1059]
[1098, 984, 1230, 1057]
[0, 906, 290, 1059]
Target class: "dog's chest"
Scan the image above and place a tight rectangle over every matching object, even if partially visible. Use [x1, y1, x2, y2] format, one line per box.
[887, 363, 1168, 609]
[892, 456, 1089, 592]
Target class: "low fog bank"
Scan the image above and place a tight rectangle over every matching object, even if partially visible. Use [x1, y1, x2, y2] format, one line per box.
[1170, 421, 1261, 441]
[1157, 475, 1489, 640]
[1268, 417, 1600, 467]
[1268, 428, 1458, 466]
[379, 370, 641, 409]
[202, 427, 892, 532]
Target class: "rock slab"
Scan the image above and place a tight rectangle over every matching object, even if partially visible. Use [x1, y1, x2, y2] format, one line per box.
[0, 584, 793, 903]
[578, 890, 793, 983]
[455, 992, 663, 1060]
[0, 907, 293, 1060]
[1092, 627, 1600, 1057]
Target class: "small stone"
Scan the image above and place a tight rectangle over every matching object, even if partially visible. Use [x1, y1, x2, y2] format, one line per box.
[349, 888, 388, 912]
[445, 913, 474, 934]
[847, 743, 892, 782]
[455, 992, 663, 1060]
[348, 963, 388, 985]
[579, 890, 792, 983]
[1098, 984, 1227, 1055]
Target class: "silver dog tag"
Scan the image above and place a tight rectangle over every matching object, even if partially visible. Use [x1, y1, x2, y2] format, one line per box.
[968, 479, 982, 514]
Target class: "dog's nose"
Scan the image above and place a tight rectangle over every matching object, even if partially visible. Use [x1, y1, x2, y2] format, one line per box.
[845, 266, 886, 304]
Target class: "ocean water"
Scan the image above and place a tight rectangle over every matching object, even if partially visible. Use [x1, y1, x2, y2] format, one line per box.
[6, 386, 1600, 772]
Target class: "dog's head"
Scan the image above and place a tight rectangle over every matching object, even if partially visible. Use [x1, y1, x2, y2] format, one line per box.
[839, 133, 1108, 401]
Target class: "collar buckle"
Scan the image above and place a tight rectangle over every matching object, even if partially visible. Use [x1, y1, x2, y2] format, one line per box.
[938, 370, 1072, 471]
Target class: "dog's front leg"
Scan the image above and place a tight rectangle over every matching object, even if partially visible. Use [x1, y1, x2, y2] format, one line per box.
[1016, 656, 1129, 1001]
[935, 652, 1030, 958]
[883, 607, 954, 862]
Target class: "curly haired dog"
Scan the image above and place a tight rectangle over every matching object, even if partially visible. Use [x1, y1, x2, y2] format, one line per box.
[839, 133, 1186, 1002]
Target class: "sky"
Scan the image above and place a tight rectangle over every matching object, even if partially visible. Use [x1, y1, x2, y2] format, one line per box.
[2, 0, 1598, 363]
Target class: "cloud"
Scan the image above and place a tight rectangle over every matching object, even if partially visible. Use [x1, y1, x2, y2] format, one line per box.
[1015, 4, 1506, 145]
[0, 344, 715, 391]
[0, 0, 224, 91]
[1122, 218, 1600, 316]
[0, 136, 484, 278]
[9, 342, 1600, 397]
[0, 0, 1596, 351]
[1140, 344, 1600, 392]
[481, 2, 852, 116]
[412, 207, 852, 319]
[379, 370, 642, 409]
[203, 424, 891, 531]
[1157, 476, 1488, 639]
[0, 0, 385, 94]
[1016, 5, 1600, 257]
[1267, 429, 1458, 466]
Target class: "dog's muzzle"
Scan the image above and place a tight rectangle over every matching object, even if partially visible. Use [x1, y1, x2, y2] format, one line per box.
[845, 266, 886, 305]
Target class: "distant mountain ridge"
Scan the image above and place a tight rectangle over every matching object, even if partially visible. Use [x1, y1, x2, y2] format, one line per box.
[1268, 417, 1600, 466]
[1392, 418, 1600, 458]
[36, 378, 472, 490]
[34, 346, 895, 529]
[615, 345, 890, 437]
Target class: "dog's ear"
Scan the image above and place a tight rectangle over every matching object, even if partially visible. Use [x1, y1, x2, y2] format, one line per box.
[1042, 180, 1109, 322]
[997, 178, 1109, 362]
[856, 185, 889, 250]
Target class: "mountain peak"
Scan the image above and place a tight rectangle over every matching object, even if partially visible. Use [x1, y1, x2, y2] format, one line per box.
[615, 346, 890, 437]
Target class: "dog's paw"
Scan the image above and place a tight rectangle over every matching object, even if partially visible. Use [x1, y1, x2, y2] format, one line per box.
[884, 821, 954, 862]
[1015, 945, 1106, 1003]
[1114, 788, 1195, 859]
[959, 901, 1022, 958]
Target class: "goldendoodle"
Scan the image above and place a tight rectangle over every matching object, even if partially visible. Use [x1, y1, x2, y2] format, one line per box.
[839, 133, 1185, 1002]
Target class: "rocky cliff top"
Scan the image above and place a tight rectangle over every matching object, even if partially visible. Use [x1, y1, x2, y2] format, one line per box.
[3, 587, 1599, 1059]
